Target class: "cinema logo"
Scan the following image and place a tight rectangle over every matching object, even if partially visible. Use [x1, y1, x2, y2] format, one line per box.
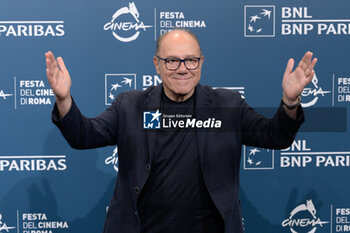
[0, 155, 67, 172]
[0, 213, 15, 232]
[282, 199, 329, 233]
[0, 89, 13, 100]
[301, 74, 330, 108]
[104, 2, 152, 42]
[280, 139, 350, 168]
[0, 20, 64, 37]
[105, 146, 119, 173]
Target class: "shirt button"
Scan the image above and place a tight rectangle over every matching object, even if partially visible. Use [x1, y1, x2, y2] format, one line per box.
[134, 187, 140, 193]
[145, 164, 151, 171]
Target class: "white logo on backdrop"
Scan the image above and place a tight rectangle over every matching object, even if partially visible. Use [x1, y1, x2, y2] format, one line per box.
[104, 2, 152, 42]
[0, 90, 13, 100]
[301, 74, 330, 107]
[282, 200, 329, 233]
[105, 146, 119, 173]
[247, 148, 262, 166]
[243, 146, 274, 170]
[105, 74, 136, 105]
[244, 5, 275, 37]
[0, 213, 16, 232]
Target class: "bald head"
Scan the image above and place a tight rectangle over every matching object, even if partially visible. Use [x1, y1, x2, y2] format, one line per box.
[153, 29, 204, 102]
[155, 29, 202, 56]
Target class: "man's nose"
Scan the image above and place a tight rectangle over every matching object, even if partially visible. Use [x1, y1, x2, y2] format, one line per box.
[177, 61, 188, 73]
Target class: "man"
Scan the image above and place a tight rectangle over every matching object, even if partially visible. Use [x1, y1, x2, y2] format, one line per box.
[46, 29, 317, 233]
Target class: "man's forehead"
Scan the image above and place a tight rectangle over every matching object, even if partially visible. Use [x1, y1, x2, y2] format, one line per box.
[158, 30, 201, 55]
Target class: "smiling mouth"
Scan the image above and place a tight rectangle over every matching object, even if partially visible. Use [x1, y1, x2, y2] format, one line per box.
[172, 76, 192, 80]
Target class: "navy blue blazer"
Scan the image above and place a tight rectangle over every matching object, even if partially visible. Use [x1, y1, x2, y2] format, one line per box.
[52, 84, 304, 233]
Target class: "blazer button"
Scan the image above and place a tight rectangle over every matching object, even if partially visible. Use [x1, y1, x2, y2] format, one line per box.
[134, 211, 138, 216]
[145, 164, 151, 171]
[134, 187, 140, 193]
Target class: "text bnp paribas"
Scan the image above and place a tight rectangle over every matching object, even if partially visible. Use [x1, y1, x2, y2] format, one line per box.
[281, 7, 350, 35]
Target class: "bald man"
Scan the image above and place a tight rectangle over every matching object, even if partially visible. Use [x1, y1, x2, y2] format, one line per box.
[46, 29, 317, 233]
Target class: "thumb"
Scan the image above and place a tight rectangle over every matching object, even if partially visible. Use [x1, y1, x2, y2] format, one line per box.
[284, 58, 294, 77]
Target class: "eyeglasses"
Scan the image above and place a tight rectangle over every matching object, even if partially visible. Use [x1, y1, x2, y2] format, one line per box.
[156, 56, 201, 71]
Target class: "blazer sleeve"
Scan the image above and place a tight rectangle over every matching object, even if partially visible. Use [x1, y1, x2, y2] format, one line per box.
[51, 96, 120, 149]
[240, 97, 304, 149]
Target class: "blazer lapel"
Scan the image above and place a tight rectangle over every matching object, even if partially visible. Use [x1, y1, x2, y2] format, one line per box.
[143, 84, 163, 163]
[194, 85, 213, 166]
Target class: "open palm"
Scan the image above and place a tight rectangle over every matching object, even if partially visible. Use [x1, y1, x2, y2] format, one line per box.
[282, 51, 317, 102]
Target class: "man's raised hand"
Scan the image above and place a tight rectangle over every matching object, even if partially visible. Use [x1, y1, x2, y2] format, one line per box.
[45, 51, 72, 118]
[282, 51, 318, 104]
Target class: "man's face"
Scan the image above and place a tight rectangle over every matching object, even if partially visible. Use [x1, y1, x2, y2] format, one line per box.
[153, 31, 204, 102]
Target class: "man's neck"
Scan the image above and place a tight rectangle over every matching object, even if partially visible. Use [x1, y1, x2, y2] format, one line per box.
[164, 89, 194, 103]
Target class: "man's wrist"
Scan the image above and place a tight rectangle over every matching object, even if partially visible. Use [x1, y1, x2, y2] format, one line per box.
[56, 95, 72, 119]
[282, 95, 301, 110]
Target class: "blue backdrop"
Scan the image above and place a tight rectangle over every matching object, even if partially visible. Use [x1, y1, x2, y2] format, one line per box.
[1, 0, 349, 232]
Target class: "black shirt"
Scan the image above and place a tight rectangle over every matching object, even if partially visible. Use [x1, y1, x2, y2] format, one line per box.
[137, 93, 224, 233]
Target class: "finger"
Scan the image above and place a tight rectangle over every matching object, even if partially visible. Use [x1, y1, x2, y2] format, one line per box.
[45, 51, 58, 75]
[304, 57, 317, 77]
[284, 58, 294, 76]
[303, 52, 313, 69]
[297, 55, 305, 70]
[303, 70, 315, 86]
[311, 57, 317, 69]
[46, 56, 55, 80]
[46, 58, 57, 79]
[45, 51, 56, 67]
[57, 57, 69, 76]
[298, 51, 312, 71]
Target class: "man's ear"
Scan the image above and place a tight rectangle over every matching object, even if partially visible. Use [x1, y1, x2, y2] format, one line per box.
[153, 56, 160, 74]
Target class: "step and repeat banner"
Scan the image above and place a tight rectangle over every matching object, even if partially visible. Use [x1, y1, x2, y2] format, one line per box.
[0, 0, 349, 232]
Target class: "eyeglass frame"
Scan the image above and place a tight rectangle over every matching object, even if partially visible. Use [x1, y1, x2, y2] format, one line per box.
[156, 56, 202, 71]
